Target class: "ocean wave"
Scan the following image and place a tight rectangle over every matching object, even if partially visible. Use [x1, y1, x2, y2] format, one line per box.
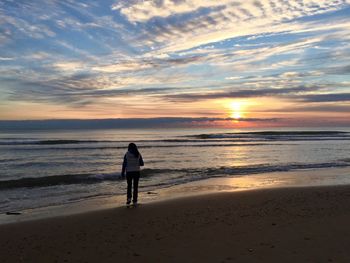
[0, 138, 232, 146]
[0, 138, 241, 146]
[188, 131, 350, 140]
[0, 173, 119, 190]
[0, 168, 170, 190]
[0, 139, 112, 146]
[338, 158, 350, 163]
[0, 158, 21, 163]
[1, 131, 349, 146]
[1, 162, 349, 190]
[3, 143, 273, 152]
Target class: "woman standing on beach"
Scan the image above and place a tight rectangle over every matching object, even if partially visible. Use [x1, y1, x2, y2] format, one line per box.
[121, 143, 144, 206]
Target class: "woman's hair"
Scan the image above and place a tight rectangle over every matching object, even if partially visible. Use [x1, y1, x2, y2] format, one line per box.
[128, 143, 140, 158]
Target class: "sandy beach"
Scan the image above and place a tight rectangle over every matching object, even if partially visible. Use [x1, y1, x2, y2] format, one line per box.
[1, 184, 350, 263]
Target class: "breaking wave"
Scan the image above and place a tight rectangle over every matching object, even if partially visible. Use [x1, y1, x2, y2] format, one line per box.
[1, 161, 349, 190]
[188, 131, 350, 140]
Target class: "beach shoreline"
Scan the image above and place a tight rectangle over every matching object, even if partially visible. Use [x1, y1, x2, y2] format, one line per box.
[1, 166, 350, 225]
[2, 128, 350, 221]
[1, 183, 350, 262]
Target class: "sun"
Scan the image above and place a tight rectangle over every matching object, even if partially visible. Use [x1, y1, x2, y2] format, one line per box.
[229, 101, 243, 119]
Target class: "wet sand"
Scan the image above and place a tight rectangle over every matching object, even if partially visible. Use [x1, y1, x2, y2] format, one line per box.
[1, 185, 350, 262]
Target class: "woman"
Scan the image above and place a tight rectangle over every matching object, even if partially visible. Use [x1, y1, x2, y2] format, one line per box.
[121, 143, 144, 206]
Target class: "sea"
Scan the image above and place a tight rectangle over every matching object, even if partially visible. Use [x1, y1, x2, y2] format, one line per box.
[1, 127, 350, 213]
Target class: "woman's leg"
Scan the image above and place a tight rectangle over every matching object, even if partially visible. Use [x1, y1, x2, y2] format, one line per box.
[126, 173, 133, 203]
[132, 172, 140, 203]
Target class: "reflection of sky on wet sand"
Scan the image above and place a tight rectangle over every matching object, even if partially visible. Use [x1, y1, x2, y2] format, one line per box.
[157, 167, 350, 200]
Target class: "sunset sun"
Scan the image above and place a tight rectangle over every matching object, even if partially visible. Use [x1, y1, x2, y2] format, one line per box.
[229, 101, 244, 120]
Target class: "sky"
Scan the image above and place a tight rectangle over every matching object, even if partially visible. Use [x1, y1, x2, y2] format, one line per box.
[0, 0, 350, 128]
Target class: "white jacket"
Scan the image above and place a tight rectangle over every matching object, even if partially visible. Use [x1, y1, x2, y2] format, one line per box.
[123, 151, 144, 172]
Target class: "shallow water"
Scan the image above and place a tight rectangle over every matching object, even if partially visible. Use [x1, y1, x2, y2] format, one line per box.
[1, 127, 350, 212]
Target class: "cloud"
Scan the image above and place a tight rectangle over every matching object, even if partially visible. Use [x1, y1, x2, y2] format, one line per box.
[1, 1, 350, 121]
[163, 85, 325, 102]
[24, 52, 51, 60]
[0, 57, 13, 61]
[53, 61, 86, 72]
[118, 0, 350, 53]
[113, 0, 348, 23]
[112, 0, 225, 23]
[3, 72, 195, 107]
[298, 93, 350, 103]
[91, 61, 153, 73]
[225, 76, 243, 80]
[276, 104, 350, 113]
[291, 71, 324, 77]
[0, 10, 56, 40]
[325, 64, 350, 75]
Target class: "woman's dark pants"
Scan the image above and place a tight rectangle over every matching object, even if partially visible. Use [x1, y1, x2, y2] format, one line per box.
[126, 171, 140, 203]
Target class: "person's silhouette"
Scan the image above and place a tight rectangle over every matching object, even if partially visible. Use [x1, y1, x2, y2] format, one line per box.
[121, 143, 144, 206]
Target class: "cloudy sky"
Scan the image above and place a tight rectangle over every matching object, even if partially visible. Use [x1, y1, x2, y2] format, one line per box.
[0, 0, 349, 127]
